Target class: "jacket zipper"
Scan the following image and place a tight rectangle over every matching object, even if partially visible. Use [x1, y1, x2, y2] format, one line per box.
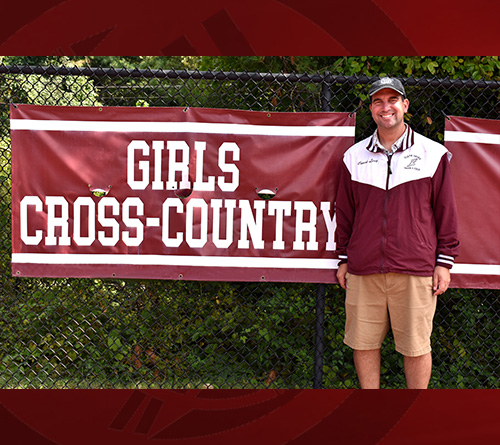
[381, 153, 393, 273]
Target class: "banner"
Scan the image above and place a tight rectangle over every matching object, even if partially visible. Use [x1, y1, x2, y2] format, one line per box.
[445, 116, 500, 289]
[11, 104, 355, 283]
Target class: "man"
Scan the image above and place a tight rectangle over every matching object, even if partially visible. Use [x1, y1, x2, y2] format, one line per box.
[335, 77, 460, 389]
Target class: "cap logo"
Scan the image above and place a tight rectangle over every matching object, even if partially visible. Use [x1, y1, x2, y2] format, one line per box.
[369, 77, 405, 97]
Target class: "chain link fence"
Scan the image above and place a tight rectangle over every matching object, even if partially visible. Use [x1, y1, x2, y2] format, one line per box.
[0, 65, 499, 389]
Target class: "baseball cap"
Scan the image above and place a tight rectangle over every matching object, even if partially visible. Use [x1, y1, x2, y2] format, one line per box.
[369, 77, 406, 97]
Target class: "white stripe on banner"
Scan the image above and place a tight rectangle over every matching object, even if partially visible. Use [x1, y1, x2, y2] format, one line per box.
[11, 254, 500, 275]
[451, 263, 500, 275]
[10, 119, 356, 137]
[11, 253, 339, 270]
[444, 131, 500, 144]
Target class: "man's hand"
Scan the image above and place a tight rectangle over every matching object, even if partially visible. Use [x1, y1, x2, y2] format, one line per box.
[433, 265, 451, 296]
[337, 263, 348, 290]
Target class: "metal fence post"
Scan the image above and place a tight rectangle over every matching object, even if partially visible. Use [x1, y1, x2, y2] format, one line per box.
[312, 73, 333, 389]
[313, 283, 326, 388]
[321, 71, 332, 112]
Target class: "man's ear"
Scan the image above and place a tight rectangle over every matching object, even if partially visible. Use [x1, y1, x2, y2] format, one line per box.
[403, 98, 409, 112]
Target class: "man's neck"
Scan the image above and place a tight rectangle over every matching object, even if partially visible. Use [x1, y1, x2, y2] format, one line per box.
[377, 124, 406, 151]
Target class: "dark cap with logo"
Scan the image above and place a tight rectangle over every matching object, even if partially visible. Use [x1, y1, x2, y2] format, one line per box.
[369, 77, 406, 97]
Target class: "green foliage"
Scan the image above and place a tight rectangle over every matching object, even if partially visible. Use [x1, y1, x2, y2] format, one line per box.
[0, 279, 319, 388]
[8, 56, 499, 81]
[196, 56, 500, 80]
[83, 56, 198, 71]
[2, 56, 101, 107]
[430, 289, 500, 388]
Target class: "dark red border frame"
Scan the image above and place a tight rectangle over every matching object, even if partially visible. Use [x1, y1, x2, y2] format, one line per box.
[2, 0, 500, 54]
[3, 0, 500, 442]
[1, 389, 500, 443]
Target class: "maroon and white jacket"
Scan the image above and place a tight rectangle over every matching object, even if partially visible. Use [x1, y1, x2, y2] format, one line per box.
[335, 126, 460, 277]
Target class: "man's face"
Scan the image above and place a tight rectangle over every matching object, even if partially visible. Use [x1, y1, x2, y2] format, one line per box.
[369, 88, 409, 131]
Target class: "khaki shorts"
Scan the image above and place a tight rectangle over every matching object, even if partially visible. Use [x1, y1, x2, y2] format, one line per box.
[344, 273, 436, 357]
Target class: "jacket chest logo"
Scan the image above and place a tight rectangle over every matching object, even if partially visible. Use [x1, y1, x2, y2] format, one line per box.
[403, 154, 421, 171]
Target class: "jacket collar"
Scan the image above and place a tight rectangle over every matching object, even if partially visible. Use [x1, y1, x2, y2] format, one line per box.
[366, 125, 415, 153]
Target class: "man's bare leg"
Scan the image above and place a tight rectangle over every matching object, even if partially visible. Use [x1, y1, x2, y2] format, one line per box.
[353, 349, 381, 389]
[404, 352, 432, 389]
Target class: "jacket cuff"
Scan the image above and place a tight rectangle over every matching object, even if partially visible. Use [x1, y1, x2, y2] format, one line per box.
[338, 254, 348, 266]
[436, 254, 455, 269]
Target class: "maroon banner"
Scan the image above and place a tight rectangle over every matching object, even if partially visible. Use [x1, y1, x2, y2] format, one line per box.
[445, 116, 500, 289]
[11, 104, 355, 283]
